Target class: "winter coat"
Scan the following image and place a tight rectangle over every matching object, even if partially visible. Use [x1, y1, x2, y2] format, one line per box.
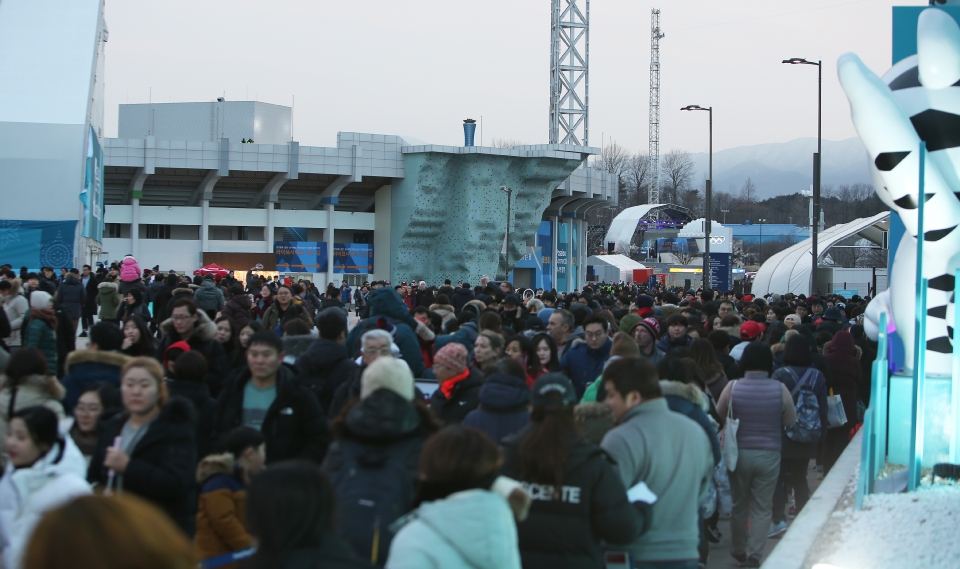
[772, 365, 829, 460]
[117, 300, 151, 323]
[119, 256, 142, 283]
[295, 338, 360, 414]
[318, 297, 345, 316]
[656, 333, 694, 353]
[501, 430, 649, 569]
[82, 274, 100, 316]
[214, 365, 330, 465]
[345, 288, 425, 377]
[433, 322, 479, 360]
[23, 316, 57, 373]
[168, 379, 218, 461]
[195, 454, 251, 565]
[428, 304, 457, 326]
[428, 367, 483, 425]
[0, 373, 66, 460]
[0, 438, 91, 569]
[61, 350, 129, 414]
[152, 283, 177, 322]
[659, 380, 721, 466]
[2, 282, 29, 347]
[88, 397, 198, 534]
[156, 310, 229, 396]
[195, 280, 226, 315]
[261, 301, 312, 336]
[450, 287, 475, 315]
[54, 275, 86, 319]
[252, 294, 273, 321]
[166, 285, 198, 319]
[96, 282, 122, 320]
[254, 538, 375, 569]
[461, 373, 530, 443]
[716, 350, 743, 380]
[118, 279, 148, 300]
[704, 369, 730, 403]
[823, 331, 862, 428]
[560, 338, 612, 399]
[281, 334, 315, 364]
[385, 489, 522, 569]
[222, 294, 253, 330]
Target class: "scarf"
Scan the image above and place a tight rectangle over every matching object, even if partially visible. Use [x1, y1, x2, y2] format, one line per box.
[440, 368, 471, 399]
[30, 308, 57, 330]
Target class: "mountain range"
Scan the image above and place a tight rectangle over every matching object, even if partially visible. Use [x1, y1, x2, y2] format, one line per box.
[685, 137, 872, 200]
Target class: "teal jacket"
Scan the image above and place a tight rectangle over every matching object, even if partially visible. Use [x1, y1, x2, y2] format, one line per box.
[23, 315, 58, 373]
[600, 398, 713, 562]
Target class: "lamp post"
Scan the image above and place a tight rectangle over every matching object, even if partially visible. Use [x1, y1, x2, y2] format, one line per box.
[681, 104, 712, 291]
[783, 57, 821, 295]
[721, 209, 729, 224]
[758, 218, 767, 266]
[500, 185, 513, 279]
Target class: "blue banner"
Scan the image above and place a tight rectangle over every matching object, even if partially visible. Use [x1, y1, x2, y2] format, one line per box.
[0, 220, 77, 270]
[709, 252, 732, 292]
[81, 127, 104, 241]
[274, 242, 373, 274]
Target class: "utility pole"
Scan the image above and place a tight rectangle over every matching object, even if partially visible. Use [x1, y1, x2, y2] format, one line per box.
[648, 8, 664, 205]
[550, 0, 590, 145]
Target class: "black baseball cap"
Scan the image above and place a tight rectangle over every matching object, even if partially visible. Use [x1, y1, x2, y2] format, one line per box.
[530, 373, 577, 406]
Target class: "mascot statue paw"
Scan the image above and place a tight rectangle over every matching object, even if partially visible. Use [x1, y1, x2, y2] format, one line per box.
[838, 7, 960, 376]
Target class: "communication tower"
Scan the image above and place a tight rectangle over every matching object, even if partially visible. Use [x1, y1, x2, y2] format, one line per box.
[648, 8, 664, 204]
[549, 0, 590, 146]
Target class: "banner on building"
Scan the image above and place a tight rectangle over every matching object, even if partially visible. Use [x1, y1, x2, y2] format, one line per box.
[81, 127, 104, 241]
[274, 242, 373, 274]
[0, 220, 77, 270]
[709, 252, 733, 292]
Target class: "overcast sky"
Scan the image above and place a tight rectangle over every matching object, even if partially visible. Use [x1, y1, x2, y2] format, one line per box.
[102, 0, 927, 155]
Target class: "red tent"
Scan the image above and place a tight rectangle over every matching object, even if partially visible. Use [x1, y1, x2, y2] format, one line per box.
[193, 263, 229, 278]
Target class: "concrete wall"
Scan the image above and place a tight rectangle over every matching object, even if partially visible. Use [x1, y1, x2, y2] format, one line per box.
[119, 101, 292, 145]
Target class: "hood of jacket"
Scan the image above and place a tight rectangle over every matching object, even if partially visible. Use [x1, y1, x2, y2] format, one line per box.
[195, 453, 235, 484]
[159, 308, 218, 342]
[167, 378, 213, 408]
[659, 379, 708, 412]
[0, 373, 65, 401]
[343, 388, 420, 441]
[171, 285, 197, 297]
[429, 304, 456, 315]
[478, 373, 530, 411]
[411, 489, 518, 568]
[452, 287, 474, 300]
[281, 334, 316, 361]
[228, 294, 252, 309]
[199, 280, 218, 292]
[97, 281, 118, 293]
[824, 330, 857, 356]
[366, 287, 418, 328]
[5, 278, 22, 298]
[65, 350, 130, 374]
[3, 436, 89, 496]
[300, 338, 350, 369]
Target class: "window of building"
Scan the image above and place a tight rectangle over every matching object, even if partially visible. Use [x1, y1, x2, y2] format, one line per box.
[237, 226, 249, 241]
[145, 224, 171, 239]
[106, 223, 121, 238]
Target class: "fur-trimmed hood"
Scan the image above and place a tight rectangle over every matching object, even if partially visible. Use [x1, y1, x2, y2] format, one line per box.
[160, 308, 218, 342]
[429, 304, 456, 315]
[659, 379, 708, 412]
[281, 334, 316, 361]
[0, 373, 65, 400]
[171, 285, 197, 296]
[97, 281, 118, 291]
[574, 401, 613, 421]
[195, 453, 234, 483]
[65, 349, 131, 373]
[5, 278, 22, 297]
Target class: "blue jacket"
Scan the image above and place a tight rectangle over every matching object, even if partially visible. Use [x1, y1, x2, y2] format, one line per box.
[434, 322, 479, 359]
[656, 334, 693, 353]
[561, 338, 612, 399]
[660, 380, 721, 466]
[345, 288, 425, 377]
[462, 373, 530, 443]
[61, 350, 130, 414]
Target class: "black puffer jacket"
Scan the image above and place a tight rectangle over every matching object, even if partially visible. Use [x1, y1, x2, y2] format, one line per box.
[428, 367, 483, 425]
[501, 429, 650, 569]
[295, 338, 359, 414]
[451, 287, 475, 315]
[461, 373, 530, 443]
[88, 397, 197, 535]
[166, 379, 218, 461]
[55, 275, 86, 318]
[155, 310, 229, 397]
[214, 365, 330, 465]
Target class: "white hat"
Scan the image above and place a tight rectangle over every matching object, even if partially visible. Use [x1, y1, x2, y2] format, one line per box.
[30, 291, 52, 310]
[360, 357, 415, 401]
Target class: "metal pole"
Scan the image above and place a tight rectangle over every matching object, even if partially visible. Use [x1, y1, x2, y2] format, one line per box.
[811, 60, 822, 296]
[909, 141, 927, 491]
[704, 107, 712, 291]
[506, 189, 512, 278]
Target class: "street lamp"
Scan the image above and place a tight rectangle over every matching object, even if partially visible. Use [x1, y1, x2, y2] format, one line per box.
[783, 57, 821, 295]
[500, 185, 513, 279]
[721, 209, 730, 224]
[758, 218, 767, 266]
[681, 104, 712, 290]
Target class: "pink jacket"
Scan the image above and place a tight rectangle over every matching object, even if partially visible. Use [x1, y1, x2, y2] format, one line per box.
[119, 256, 142, 283]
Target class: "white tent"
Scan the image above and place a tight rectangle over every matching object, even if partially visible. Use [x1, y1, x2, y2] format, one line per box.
[751, 212, 890, 297]
[587, 254, 647, 283]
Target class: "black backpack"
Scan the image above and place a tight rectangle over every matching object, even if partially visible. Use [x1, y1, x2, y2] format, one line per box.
[331, 437, 421, 565]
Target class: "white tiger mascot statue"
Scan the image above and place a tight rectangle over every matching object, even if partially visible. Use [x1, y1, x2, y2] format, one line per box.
[839, 7, 960, 377]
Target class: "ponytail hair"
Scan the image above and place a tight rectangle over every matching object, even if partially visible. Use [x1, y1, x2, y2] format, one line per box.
[518, 393, 579, 498]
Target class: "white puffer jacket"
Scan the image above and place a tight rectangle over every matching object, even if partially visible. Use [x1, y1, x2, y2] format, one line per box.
[0, 437, 90, 569]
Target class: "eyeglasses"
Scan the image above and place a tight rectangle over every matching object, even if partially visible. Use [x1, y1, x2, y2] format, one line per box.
[75, 405, 102, 415]
[362, 345, 390, 354]
[584, 330, 607, 339]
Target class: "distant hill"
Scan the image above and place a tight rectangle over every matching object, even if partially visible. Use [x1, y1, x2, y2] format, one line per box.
[687, 137, 871, 199]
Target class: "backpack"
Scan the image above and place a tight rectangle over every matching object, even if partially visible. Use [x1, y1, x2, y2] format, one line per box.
[783, 368, 821, 443]
[332, 437, 420, 565]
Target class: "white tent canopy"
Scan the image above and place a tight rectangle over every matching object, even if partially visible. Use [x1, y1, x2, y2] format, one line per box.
[751, 212, 890, 297]
[587, 254, 647, 283]
[604, 204, 693, 251]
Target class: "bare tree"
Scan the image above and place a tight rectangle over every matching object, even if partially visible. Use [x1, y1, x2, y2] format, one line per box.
[662, 149, 695, 204]
[490, 138, 524, 148]
[598, 140, 630, 183]
[740, 177, 758, 222]
[625, 151, 650, 206]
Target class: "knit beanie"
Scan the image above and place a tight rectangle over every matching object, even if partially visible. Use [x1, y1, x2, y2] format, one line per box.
[637, 317, 661, 339]
[611, 332, 640, 358]
[360, 357, 415, 401]
[619, 314, 643, 336]
[434, 342, 468, 374]
[29, 291, 52, 310]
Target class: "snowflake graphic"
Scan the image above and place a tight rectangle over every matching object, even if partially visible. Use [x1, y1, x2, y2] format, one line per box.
[0, 220, 21, 250]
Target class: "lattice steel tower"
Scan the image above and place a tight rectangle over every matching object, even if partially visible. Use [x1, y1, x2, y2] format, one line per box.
[648, 8, 664, 204]
[549, 0, 590, 146]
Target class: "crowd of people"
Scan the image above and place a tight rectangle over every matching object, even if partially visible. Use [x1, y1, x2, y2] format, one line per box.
[0, 255, 877, 569]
